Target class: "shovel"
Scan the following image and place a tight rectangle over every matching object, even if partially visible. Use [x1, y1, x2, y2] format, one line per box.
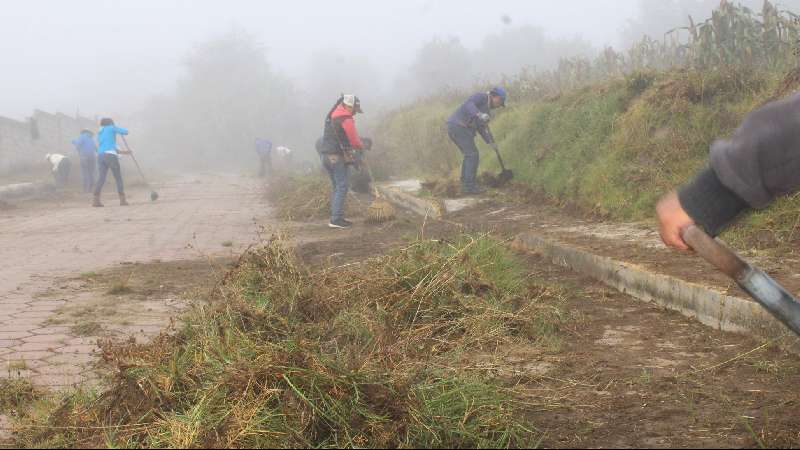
[491, 143, 514, 186]
[121, 136, 159, 202]
[682, 225, 800, 337]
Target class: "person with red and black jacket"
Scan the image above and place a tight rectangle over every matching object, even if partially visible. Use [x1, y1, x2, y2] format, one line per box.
[317, 94, 365, 229]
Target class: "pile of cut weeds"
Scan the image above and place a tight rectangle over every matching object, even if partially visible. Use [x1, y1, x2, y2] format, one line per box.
[266, 175, 363, 221]
[422, 172, 514, 198]
[12, 233, 569, 448]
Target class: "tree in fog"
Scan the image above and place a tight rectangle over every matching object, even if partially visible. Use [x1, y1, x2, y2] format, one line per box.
[474, 26, 593, 81]
[305, 50, 383, 117]
[408, 37, 474, 97]
[142, 30, 296, 169]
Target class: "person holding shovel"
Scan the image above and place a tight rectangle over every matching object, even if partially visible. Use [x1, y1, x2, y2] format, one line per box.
[318, 94, 365, 229]
[656, 93, 800, 336]
[92, 118, 130, 207]
[446, 86, 507, 196]
[657, 92, 800, 250]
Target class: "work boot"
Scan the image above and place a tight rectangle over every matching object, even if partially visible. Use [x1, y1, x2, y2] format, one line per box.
[119, 193, 130, 206]
[328, 219, 352, 229]
[92, 194, 104, 207]
[461, 186, 485, 196]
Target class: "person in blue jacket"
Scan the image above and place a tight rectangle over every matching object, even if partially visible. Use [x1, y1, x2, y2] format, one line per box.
[93, 118, 131, 207]
[255, 138, 273, 177]
[72, 129, 97, 193]
[446, 87, 507, 195]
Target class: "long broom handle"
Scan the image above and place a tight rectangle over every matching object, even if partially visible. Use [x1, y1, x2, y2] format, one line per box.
[362, 156, 381, 199]
[120, 136, 149, 186]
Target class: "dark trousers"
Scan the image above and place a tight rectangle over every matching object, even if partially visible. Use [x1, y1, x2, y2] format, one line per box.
[94, 153, 124, 196]
[448, 123, 480, 191]
[54, 158, 72, 188]
[79, 154, 96, 193]
[321, 153, 349, 222]
[259, 154, 272, 177]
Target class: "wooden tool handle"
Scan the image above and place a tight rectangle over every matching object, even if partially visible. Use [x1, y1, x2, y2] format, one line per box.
[681, 225, 748, 280]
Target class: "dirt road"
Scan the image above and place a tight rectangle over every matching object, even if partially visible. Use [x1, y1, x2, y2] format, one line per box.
[0, 174, 271, 387]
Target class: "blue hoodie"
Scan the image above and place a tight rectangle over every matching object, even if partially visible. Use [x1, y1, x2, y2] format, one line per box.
[447, 92, 494, 144]
[71, 131, 97, 157]
[97, 125, 129, 155]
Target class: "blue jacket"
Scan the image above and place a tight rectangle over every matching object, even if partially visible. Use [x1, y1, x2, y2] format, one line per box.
[97, 125, 129, 154]
[71, 131, 97, 157]
[255, 138, 272, 156]
[447, 92, 495, 144]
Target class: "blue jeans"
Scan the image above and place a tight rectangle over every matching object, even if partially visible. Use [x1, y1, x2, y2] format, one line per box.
[79, 154, 96, 193]
[448, 123, 479, 191]
[321, 153, 349, 222]
[94, 153, 125, 196]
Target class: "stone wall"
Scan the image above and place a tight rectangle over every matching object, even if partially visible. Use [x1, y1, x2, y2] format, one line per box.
[0, 110, 95, 174]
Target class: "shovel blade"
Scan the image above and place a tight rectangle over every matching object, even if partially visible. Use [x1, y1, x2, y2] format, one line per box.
[498, 170, 514, 185]
[739, 267, 800, 337]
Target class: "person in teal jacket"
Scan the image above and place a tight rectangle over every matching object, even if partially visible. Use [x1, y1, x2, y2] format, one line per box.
[93, 118, 131, 207]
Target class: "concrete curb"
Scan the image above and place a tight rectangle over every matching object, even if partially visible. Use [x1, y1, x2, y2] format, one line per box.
[377, 184, 799, 345]
[375, 185, 444, 219]
[0, 182, 54, 200]
[513, 233, 799, 346]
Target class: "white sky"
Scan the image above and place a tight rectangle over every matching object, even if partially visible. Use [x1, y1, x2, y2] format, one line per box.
[0, 0, 639, 119]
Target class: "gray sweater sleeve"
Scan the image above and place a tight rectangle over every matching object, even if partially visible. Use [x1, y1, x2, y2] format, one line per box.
[679, 93, 800, 236]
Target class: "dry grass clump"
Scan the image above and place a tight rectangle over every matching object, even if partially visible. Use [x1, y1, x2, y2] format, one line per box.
[13, 233, 568, 448]
[420, 178, 461, 198]
[0, 379, 43, 415]
[266, 175, 363, 221]
[421, 171, 512, 198]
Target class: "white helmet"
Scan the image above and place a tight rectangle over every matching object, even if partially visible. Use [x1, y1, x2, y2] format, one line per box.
[341, 94, 363, 113]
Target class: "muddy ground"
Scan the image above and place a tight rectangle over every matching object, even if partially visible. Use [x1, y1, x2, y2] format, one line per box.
[2, 175, 800, 447]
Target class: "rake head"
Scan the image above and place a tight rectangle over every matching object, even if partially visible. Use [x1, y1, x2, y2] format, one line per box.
[366, 198, 396, 224]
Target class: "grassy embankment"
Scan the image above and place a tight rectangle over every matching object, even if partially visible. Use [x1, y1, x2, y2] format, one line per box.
[374, 67, 800, 251]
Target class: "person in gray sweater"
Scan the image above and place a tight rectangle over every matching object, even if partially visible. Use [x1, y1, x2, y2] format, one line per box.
[657, 93, 800, 250]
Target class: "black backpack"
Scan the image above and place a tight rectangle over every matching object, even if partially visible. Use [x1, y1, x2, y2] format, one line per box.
[319, 96, 348, 154]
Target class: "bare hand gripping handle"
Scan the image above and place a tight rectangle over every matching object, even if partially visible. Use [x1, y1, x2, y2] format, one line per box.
[682, 225, 800, 337]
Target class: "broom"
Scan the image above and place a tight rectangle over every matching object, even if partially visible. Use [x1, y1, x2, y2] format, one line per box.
[362, 157, 395, 224]
[121, 136, 159, 201]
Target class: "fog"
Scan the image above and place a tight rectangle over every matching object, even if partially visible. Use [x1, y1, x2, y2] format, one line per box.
[0, 0, 648, 120]
[3, 0, 799, 172]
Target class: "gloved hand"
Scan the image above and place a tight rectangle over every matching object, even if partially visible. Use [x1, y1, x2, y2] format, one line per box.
[478, 113, 491, 124]
[361, 137, 373, 151]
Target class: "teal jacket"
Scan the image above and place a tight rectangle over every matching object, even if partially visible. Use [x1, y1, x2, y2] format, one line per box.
[97, 125, 129, 154]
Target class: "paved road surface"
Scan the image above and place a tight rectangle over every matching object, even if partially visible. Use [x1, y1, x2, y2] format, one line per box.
[0, 174, 269, 387]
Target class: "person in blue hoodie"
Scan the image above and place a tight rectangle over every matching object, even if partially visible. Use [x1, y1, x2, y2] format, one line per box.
[93, 118, 131, 207]
[446, 87, 507, 195]
[72, 129, 97, 193]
